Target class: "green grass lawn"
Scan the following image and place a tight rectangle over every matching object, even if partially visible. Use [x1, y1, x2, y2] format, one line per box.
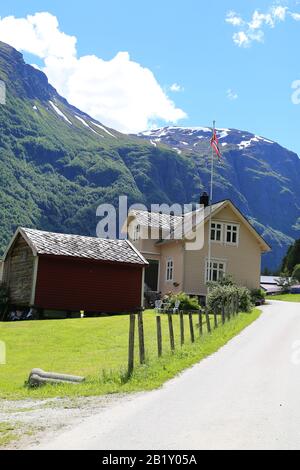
[0, 309, 260, 400]
[270, 294, 300, 302]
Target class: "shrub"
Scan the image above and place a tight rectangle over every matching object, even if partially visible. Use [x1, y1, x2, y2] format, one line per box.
[165, 292, 200, 311]
[206, 284, 253, 314]
[237, 286, 253, 312]
[250, 288, 266, 305]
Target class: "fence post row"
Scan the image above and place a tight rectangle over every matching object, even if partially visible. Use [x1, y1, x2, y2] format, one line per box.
[129, 295, 241, 376]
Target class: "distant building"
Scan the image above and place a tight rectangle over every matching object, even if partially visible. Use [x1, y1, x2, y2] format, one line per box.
[260, 276, 283, 295]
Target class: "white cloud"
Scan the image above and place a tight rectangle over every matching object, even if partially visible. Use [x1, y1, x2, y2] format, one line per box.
[272, 6, 288, 21]
[0, 12, 76, 59]
[169, 83, 184, 92]
[227, 89, 238, 100]
[226, 11, 244, 27]
[0, 12, 186, 133]
[290, 12, 300, 20]
[226, 4, 296, 48]
[233, 31, 251, 47]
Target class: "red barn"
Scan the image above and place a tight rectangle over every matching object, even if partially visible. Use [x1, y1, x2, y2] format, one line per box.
[2, 227, 147, 315]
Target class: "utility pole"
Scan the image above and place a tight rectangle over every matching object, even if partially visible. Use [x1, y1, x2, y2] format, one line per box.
[207, 120, 216, 283]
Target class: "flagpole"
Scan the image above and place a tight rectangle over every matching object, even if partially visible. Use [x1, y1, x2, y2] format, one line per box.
[207, 120, 215, 284]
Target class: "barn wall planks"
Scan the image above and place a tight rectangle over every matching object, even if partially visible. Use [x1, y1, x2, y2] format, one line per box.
[34, 256, 143, 313]
[3, 234, 34, 305]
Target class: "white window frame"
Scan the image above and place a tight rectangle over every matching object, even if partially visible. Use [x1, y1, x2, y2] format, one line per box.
[166, 257, 174, 282]
[210, 221, 223, 243]
[210, 220, 240, 247]
[205, 258, 227, 283]
[133, 224, 141, 241]
[225, 223, 240, 246]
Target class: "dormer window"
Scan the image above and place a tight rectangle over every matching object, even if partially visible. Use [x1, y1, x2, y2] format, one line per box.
[133, 224, 141, 241]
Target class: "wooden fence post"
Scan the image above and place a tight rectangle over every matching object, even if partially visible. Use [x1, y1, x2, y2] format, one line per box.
[205, 309, 211, 333]
[156, 315, 162, 357]
[180, 311, 184, 346]
[128, 314, 135, 377]
[232, 297, 236, 317]
[137, 311, 145, 364]
[221, 303, 225, 324]
[214, 311, 218, 329]
[168, 313, 175, 352]
[227, 300, 231, 320]
[189, 313, 195, 343]
[198, 310, 203, 336]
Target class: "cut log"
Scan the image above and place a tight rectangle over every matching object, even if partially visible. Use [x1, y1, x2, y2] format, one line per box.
[28, 368, 85, 387]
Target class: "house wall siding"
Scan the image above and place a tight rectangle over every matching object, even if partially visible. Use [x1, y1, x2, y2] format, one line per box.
[183, 205, 262, 295]
[34, 256, 143, 313]
[158, 241, 184, 295]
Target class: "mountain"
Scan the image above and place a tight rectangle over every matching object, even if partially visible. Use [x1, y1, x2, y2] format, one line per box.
[0, 40, 299, 271]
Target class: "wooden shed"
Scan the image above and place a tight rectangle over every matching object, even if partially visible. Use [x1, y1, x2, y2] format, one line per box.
[2, 227, 147, 315]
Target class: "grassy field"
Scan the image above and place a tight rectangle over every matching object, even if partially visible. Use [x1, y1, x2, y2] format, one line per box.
[270, 294, 300, 302]
[0, 309, 260, 400]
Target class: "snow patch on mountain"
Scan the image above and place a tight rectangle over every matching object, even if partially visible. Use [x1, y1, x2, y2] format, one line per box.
[91, 122, 116, 138]
[75, 115, 103, 136]
[49, 101, 72, 125]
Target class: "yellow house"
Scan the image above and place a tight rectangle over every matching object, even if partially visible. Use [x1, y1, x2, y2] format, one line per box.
[126, 198, 271, 300]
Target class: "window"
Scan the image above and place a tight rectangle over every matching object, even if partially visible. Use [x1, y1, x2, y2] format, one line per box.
[133, 224, 141, 241]
[206, 260, 226, 283]
[225, 224, 239, 245]
[210, 222, 223, 242]
[166, 258, 174, 282]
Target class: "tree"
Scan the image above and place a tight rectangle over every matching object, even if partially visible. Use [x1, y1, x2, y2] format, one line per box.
[277, 269, 297, 293]
[281, 239, 300, 274]
[292, 264, 300, 283]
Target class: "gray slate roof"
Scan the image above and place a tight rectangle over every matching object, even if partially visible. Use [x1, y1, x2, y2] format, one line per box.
[129, 201, 226, 231]
[129, 209, 183, 230]
[19, 228, 147, 265]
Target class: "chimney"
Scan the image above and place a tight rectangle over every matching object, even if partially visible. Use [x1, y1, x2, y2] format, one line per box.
[200, 191, 209, 208]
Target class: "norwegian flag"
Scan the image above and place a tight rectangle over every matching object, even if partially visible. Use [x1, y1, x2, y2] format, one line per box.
[210, 129, 221, 159]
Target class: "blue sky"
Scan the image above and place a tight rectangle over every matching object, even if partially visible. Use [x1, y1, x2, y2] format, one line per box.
[1, 0, 300, 154]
